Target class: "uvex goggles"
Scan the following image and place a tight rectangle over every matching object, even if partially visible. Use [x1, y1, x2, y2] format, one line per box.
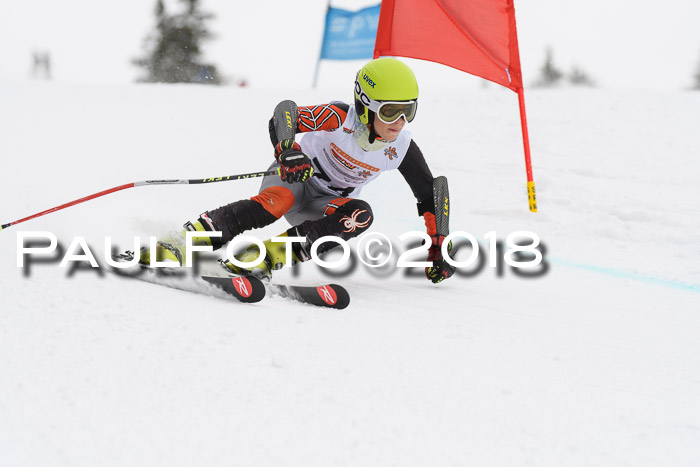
[355, 79, 418, 124]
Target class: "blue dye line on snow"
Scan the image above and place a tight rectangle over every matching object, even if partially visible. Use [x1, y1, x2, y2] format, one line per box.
[549, 257, 700, 294]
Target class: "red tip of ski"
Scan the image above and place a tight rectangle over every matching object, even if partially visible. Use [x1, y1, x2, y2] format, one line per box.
[202, 275, 266, 303]
[316, 285, 338, 306]
[232, 276, 254, 298]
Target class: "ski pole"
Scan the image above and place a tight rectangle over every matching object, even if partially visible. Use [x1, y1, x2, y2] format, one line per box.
[1, 169, 280, 232]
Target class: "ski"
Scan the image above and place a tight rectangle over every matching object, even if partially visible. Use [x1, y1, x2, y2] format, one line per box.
[205, 274, 350, 309]
[213, 259, 350, 309]
[266, 282, 350, 309]
[112, 251, 349, 308]
[110, 251, 267, 303]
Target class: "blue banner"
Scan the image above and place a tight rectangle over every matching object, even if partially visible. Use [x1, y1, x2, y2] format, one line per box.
[319, 5, 380, 60]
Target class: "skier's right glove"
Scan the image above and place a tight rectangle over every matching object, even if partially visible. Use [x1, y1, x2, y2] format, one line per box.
[275, 139, 314, 184]
[425, 234, 456, 284]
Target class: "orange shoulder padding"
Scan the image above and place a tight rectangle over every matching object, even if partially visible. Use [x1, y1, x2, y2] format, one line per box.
[297, 104, 348, 133]
[251, 186, 294, 219]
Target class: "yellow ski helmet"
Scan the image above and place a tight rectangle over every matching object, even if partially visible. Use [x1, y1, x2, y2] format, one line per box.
[354, 57, 419, 125]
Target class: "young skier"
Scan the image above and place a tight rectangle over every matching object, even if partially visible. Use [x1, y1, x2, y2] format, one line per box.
[145, 57, 455, 284]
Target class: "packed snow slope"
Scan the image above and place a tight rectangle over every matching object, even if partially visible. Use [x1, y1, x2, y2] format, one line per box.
[1, 82, 699, 467]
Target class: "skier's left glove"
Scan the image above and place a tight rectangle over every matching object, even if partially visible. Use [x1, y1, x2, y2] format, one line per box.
[275, 139, 314, 184]
[425, 234, 456, 284]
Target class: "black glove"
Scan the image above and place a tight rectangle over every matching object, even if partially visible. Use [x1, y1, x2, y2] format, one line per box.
[275, 139, 314, 184]
[425, 234, 456, 284]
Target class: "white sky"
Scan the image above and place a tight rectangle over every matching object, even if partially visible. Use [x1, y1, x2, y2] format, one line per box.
[1, 0, 699, 90]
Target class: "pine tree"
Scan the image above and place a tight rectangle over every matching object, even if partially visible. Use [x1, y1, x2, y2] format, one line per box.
[133, 0, 221, 84]
[568, 66, 595, 87]
[534, 48, 564, 88]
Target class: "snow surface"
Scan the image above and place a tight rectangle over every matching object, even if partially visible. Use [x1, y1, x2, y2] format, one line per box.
[1, 82, 699, 467]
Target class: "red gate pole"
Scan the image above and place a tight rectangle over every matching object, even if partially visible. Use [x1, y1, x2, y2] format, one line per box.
[517, 87, 537, 212]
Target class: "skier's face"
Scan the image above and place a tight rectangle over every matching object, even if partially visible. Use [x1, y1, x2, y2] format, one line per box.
[373, 115, 405, 142]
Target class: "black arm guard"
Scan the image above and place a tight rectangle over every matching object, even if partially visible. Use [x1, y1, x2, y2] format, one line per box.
[268, 100, 299, 146]
[431, 176, 450, 237]
[417, 176, 450, 234]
